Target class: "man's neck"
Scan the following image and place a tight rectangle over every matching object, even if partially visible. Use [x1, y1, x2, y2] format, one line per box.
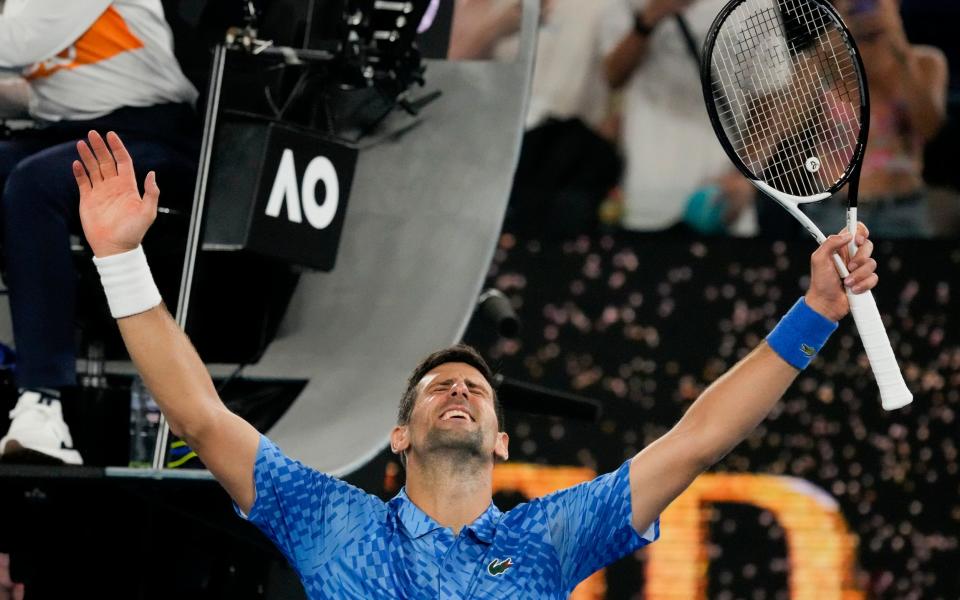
[404, 452, 493, 535]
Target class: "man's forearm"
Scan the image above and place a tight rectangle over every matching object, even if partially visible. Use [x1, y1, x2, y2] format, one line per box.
[676, 343, 796, 467]
[77, 131, 261, 509]
[629, 231, 873, 534]
[628, 341, 797, 533]
[117, 305, 223, 444]
[117, 303, 261, 509]
[682, 293, 841, 465]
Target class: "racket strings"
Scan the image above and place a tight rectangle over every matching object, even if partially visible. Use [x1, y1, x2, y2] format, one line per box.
[727, 6, 848, 193]
[709, 0, 863, 197]
[779, 37, 856, 189]
[714, 7, 829, 195]
[714, 14, 831, 196]
[724, 3, 858, 195]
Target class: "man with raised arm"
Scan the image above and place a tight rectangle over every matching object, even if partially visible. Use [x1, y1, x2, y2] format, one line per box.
[73, 131, 879, 598]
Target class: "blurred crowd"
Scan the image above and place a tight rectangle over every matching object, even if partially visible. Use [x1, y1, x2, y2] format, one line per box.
[465, 232, 959, 598]
[452, 0, 957, 239]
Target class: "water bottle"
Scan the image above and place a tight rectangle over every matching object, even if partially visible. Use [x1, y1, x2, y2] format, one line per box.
[128, 375, 161, 467]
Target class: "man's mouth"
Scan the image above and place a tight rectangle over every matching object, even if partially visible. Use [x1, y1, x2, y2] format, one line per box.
[439, 408, 474, 422]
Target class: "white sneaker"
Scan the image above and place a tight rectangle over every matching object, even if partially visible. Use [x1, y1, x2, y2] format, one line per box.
[0, 391, 83, 465]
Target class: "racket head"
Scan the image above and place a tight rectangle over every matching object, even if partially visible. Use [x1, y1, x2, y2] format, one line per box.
[701, 0, 870, 203]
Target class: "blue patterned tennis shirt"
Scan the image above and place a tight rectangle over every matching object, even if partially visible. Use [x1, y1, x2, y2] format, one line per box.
[237, 436, 660, 599]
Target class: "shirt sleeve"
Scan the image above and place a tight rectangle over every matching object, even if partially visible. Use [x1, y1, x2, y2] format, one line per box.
[0, 0, 113, 68]
[538, 459, 660, 591]
[234, 436, 385, 574]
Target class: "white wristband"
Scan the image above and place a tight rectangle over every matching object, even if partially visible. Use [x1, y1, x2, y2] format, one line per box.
[92, 245, 162, 319]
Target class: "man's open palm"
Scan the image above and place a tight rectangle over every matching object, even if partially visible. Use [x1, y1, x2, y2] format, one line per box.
[73, 131, 159, 258]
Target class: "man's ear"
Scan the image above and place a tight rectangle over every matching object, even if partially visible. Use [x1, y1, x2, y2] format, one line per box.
[494, 431, 509, 462]
[390, 425, 409, 455]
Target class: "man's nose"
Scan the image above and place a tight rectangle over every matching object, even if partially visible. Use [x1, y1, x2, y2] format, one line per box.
[449, 380, 468, 397]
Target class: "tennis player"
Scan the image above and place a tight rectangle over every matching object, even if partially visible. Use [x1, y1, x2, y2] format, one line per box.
[73, 130, 878, 598]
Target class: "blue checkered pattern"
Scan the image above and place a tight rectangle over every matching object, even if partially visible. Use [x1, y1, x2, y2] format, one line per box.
[236, 436, 660, 599]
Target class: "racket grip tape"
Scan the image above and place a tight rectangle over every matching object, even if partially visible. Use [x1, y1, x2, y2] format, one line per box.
[846, 290, 913, 410]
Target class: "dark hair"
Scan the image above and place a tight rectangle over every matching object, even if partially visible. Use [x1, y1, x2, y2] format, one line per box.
[397, 344, 503, 430]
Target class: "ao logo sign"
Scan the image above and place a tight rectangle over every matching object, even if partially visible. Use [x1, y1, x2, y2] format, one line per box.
[264, 148, 339, 229]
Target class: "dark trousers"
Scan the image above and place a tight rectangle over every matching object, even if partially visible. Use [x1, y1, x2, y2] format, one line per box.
[507, 118, 622, 239]
[0, 104, 199, 389]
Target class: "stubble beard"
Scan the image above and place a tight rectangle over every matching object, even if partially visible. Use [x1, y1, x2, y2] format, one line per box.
[422, 426, 486, 464]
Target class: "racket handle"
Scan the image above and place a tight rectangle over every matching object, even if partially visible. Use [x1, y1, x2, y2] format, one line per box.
[846, 290, 913, 410]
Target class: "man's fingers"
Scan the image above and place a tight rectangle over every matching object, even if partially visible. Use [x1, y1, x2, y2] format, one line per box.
[835, 221, 870, 245]
[847, 272, 878, 295]
[844, 258, 877, 287]
[87, 130, 117, 178]
[105, 131, 135, 178]
[76, 141, 102, 182]
[72, 161, 91, 196]
[848, 238, 874, 271]
[816, 231, 852, 266]
[831, 222, 878, 293]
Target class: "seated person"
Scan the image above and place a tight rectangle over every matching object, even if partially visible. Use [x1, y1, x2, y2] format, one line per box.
[0, 0, 200, 464]
[804, 0, 948, 238]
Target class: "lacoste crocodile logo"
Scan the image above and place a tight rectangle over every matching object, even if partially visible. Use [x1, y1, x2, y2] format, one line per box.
[800, 343, 815, 357]
[487, 557, 514, 576]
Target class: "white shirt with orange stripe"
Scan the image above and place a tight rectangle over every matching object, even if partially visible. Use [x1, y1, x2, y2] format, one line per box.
[0, 0, 197, 122]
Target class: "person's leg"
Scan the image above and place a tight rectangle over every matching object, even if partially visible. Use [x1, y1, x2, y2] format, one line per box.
[2, 142, 82, 391]
[0, 134, 191, 389]
[0, 138, 48, 292]
[0, 140, 49, 188]
[0, 133, 196, 465]
[0, 137, 87, 464]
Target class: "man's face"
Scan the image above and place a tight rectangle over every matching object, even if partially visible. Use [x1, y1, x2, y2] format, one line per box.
[391, 362, 508, 464]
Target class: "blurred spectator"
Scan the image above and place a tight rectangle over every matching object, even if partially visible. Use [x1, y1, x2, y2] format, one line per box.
[602, 0, 757, 236]
[496, 0, 612, 132]
[0, 0, 199, 465]
[500, 0, 622, 238]
[449, 0, 553, 60]
[803, 0, 949, 238]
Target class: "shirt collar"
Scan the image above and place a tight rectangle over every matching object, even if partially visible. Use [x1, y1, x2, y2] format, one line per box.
[389, 488, 502, 544]
[463, 500, 502, 544]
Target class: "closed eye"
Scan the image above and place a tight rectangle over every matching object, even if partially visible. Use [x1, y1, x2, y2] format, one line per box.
[466, 381, 489, 397]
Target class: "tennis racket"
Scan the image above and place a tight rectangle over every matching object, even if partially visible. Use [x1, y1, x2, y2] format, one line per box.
[700, 0, 912, 410]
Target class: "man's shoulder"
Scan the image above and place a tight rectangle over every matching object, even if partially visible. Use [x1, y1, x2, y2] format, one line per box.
[255, 437, 388, 514]
[498, 491, 571, 534]
[500, 498, 546, 528]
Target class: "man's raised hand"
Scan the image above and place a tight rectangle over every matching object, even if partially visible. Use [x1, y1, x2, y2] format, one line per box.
[804, 223, 878, 323]
[73, 131, 159, 258]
